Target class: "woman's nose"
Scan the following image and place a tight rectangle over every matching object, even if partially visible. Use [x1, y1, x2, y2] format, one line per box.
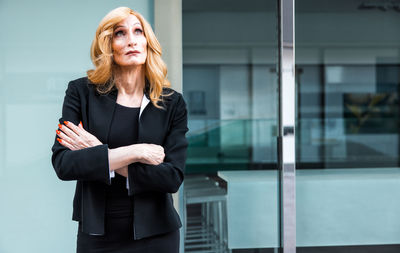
[127, 31, 137, 46]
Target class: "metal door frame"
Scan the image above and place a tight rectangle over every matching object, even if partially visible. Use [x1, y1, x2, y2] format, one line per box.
[278, 0, 296, 252]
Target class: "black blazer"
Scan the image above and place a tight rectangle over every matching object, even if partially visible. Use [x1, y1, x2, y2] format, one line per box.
[51, 77, 188, 239]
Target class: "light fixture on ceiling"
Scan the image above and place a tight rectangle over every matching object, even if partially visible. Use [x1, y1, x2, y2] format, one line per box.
[358, 0, 400, 12]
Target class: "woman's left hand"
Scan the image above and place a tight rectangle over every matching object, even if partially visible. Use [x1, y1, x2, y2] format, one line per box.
[56, 121, 102, 150]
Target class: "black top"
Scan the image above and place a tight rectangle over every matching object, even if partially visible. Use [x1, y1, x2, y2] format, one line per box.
[105, 103, 140, 218]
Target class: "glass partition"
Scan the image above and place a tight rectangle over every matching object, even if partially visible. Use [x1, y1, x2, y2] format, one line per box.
[296, 0, 400, 251]
[182, 0, 280, 252]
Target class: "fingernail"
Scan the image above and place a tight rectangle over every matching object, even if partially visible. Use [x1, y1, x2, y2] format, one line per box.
[58, 123, 62, 129]
[80, 121, 82, 126]
[56, 130, 60, 135]
[64, 121, 68, 125]
[57, 138, 62, 143]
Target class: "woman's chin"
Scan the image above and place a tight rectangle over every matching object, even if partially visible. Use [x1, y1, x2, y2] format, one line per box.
[116, 61, 146, 68]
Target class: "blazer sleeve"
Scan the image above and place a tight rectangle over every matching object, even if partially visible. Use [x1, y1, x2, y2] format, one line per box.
[51, 81, 111, 185]
[127, 94, 189, 194]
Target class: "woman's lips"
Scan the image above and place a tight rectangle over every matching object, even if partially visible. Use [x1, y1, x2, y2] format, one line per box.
[126, 50, 140, 55]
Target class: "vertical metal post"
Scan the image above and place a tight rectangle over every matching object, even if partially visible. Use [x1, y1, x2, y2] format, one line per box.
[279, 0, 296, 252]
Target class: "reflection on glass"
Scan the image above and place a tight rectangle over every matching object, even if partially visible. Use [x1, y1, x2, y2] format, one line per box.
[182, 0, 279, 252]
[296, 0, 400, 252]
[297, 64, 400, 167]
[183, 63, 279, 252]
[184, 65, 278, 173]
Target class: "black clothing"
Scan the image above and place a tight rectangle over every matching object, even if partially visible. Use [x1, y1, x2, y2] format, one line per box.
[76, 105, 179, 252]
[107, 104, 140, 149]
[77, 220, 180, 253]
[51, 77, 188, 239]
[105, 105, 139, 218]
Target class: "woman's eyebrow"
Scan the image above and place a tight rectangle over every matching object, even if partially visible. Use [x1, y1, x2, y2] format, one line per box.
[115, 23, 142, 29]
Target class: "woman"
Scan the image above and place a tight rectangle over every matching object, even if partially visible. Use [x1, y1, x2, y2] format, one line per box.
[51, 7, 188, 253]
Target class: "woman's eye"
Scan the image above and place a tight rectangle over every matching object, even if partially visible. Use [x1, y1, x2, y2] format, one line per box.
[134, 28, 143, 35]
[115, 30, 124, 37]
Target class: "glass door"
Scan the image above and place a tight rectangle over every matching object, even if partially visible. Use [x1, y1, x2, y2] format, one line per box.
[295, 0, 400, 252]
[182, 0, 281, 252]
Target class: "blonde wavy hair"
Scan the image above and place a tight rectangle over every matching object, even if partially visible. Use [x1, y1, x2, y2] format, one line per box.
[87, 7, 171, 108]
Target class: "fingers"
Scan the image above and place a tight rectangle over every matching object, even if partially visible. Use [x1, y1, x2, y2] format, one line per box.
[56, 129, 75, 145]
[56, 120, 102, 150]
[149, 144, 165, 155]
[57, 121, 85, 149]
[64, 121, 83, 137]
[60, 121, 91, 145]
[58, 122, 79, 142]
[154, 146, 165, 164]
[141, 144, 165, 165]
[56, 137, 77, 150]
[64, 121, 100, 146]
[56, 128, 82, 150]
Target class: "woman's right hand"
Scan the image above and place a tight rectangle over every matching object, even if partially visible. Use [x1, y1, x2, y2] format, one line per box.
[135, 144, 165, 165]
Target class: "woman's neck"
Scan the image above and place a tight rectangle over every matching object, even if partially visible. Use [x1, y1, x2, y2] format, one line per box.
[114, 65, 145, 96]
[113, 65, 145, 107]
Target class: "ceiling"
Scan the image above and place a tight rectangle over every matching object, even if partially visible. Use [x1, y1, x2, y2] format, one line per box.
[183, 0, 399, 13]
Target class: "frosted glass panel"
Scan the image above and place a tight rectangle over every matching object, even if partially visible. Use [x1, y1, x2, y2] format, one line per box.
[0, 1, 153, 252]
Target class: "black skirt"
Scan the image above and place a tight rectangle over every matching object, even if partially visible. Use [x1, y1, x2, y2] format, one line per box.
[76, 216, 180, 253]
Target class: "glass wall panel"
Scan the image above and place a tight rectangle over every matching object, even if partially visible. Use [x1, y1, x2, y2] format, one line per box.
[182, 0, 280, 252]
[296, 0, 400, 252]
[0, 1, 153, 252]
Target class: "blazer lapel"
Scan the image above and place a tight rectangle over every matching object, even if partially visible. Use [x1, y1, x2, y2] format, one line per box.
[139, 80, 151, 121]
[139, 94, 150, 120]
[88, 88, 117, 144]
[138, 87, 152, 143]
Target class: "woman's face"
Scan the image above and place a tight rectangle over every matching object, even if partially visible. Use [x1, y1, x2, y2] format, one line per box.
[112, 15, 147, 67]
